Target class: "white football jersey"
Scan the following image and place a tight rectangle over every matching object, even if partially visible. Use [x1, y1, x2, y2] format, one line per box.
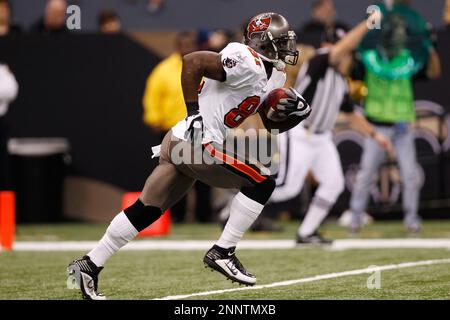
[172, 42, 286, 144]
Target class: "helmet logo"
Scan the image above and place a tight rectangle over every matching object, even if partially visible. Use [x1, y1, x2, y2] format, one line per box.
[247, 16, 272, 38]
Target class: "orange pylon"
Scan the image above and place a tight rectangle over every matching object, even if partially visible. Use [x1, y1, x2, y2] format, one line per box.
[0, 191, 16, 250]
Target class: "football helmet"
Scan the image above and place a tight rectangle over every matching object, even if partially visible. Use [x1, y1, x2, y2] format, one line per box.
[244, 12, 299, 70]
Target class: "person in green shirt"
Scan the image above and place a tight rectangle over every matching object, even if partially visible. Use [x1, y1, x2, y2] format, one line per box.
[349, 1, 441, 233]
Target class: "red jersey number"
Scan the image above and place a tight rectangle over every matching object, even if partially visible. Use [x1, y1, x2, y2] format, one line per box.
[247, 47, 262, 66]
[224, 96, 261, 128]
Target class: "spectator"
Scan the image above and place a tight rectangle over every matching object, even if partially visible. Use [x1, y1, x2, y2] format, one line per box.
[142, 31, 212, 223]
[98, 10, 121, 34]
[0, 64, 18, 190]
[297, 0, 349, 48]
[207, 29, 230, 52]
[32, 0, 68, 35]
[147, 0, 164, 14]
[0, 0, 21, 36]
[349, 2, 441, 234]
[197, 29, 232, 52]
[142, 31, 196, 134]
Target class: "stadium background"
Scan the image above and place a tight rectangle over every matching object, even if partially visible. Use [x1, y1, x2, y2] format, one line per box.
[1, 0, 448, 224]
[0, 0, 450, 302]
[11, 0, 447, 30]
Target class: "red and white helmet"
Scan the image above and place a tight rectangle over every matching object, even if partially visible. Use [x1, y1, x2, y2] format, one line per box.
[244, 12, 299, 70]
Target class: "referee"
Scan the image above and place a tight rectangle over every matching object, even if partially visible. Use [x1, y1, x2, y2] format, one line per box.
[270, 12, 392, 244]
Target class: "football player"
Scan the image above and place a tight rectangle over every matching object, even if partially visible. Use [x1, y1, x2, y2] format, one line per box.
[67, 12, 311, 300]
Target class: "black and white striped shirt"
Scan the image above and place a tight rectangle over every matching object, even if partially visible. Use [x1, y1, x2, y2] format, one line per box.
[294, 49, 354, 133]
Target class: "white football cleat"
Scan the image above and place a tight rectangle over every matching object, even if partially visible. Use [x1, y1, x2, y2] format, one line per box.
[203, 245, 256, 286]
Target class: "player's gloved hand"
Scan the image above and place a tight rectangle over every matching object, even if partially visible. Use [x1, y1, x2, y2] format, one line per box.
[277, 87, 311, 119]
[184, 112, 203, 144]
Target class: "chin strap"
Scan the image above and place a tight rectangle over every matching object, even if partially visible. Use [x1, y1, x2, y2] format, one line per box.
[273, 60, 286, 71]
[258, 53, 286, 71]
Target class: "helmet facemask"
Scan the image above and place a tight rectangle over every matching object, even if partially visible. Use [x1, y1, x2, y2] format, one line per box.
[268, 30, 299, 66]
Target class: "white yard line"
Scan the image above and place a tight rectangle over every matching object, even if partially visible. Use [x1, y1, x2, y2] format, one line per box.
[156, 258, 450, 300]
[331, 239, 450, 250]
[6, 238, 450, 251]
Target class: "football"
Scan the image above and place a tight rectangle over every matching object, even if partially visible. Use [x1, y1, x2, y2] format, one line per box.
[263, 88, 291, 122]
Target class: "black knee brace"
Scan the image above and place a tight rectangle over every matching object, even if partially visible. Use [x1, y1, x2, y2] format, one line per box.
[241, 176, 276, 205]
[124, 199, 162, 232]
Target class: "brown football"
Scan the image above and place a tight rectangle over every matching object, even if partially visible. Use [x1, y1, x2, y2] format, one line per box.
[263, 88, 290, 122]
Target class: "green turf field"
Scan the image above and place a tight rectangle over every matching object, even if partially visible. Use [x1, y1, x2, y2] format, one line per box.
[1, 220, 450, 300]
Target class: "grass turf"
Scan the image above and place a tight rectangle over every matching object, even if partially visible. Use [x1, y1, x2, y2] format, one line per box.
[1, 220, 450, 300]
[13, 219, 450, 241]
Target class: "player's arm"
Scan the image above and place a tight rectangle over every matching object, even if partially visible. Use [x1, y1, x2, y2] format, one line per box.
[181, 51, 226, 114]
[329, 11, 382, 67]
